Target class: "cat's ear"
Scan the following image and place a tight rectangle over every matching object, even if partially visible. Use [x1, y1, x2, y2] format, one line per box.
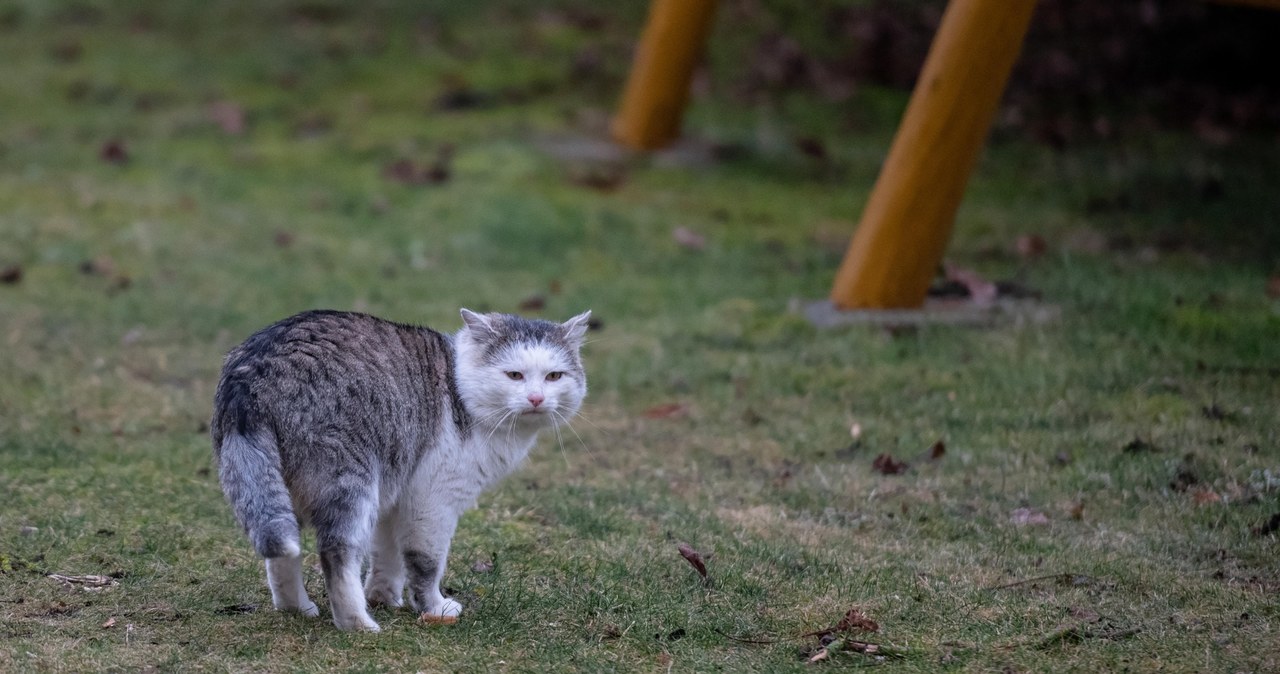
[460, 309, 498, 337]
[561, 310, 592, 345]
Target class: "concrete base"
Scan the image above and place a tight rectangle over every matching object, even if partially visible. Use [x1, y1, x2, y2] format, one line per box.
[799, 298, 1060, 329]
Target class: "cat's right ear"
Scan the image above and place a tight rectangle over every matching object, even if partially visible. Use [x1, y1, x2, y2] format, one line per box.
[460, 309, 497, 337]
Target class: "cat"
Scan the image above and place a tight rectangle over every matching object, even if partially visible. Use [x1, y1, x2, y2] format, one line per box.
[210, 308, 590, 631]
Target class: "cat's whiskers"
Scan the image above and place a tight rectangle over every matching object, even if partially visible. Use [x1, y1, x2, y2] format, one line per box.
[550, 408, 595, 463]
[548, 414, 572, 469]
[462, 407, 511, 433]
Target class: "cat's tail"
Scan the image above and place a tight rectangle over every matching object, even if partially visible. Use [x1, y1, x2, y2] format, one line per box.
[216, 431, 301, 559]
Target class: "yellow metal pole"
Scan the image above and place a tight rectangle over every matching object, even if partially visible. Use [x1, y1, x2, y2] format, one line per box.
[611, 0, 719, 151]
[830, 0, 1038, 309]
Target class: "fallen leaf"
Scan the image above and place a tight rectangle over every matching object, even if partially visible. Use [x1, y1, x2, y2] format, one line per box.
[419, 613, 459, 625]
[567, 165, 627, 192]
[835, 608, 879, 634]
[1267, 276, 1280, 299]
[99, 139, 128, 165]
[383, 158, 449, 186]
[871, 453, 908, 475]
[102, 616, 116, 628]
[1010, 507, 1050, 526]
[79, 255, 116, 277]
[0, 264, 21, 284]
[1068, 501, 1085, 521]
[643, 403, 687, 420]
[208, 100, 246, 135]
[793, 136, 828, 161]
[470, 559, 494, 573]
[672, 226, 707, 251]
[1015, 234, 1048, 259]
[1191, 488, 1221, 506]
[273, 230, 295, 248]
[928, 439, 946, 460]
[518, 295, 546, 312]
[677, 542, 708, 580]
[1067, 607, 1101, 623]
[808, 641, 836, 663]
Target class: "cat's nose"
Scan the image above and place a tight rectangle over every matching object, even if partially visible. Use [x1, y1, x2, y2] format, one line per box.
[527, 392, 544, 407]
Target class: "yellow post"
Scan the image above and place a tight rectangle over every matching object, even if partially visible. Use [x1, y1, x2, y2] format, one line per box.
[830, 0, 1038, 309]
[611, 0, 719, 151]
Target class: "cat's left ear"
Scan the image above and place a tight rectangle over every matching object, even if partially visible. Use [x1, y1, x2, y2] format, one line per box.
[561, 310, 592, 345]
[460, 308, 498, 337]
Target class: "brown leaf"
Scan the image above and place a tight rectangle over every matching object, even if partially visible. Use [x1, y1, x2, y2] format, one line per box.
[1015, 234, 1048, 259]
[672, 226, 707, 251]
[928, 439, 946, 460]
[676, 542, 708, 580]
[383, 159, 440, 186]
[567, 165, 626, 192]
[1068, 501, 1085, 521]
[1267, 276, 1280, 299]
[79, 256, 116, 277]
[1191, 488, 1221, 506]
[0, 264, 22, 284]
[871, 453, 908, 475]
[1067, 606, 1101, 624]
[470, 559, 494, 573]
[793, 136, 828, 161]
[208, 100, 246, 136]
[102, 616, 117, 628]
[835, 608, 879, 634]
[419, 613, 458, 625]
[518, 295, 546, 312]
[273, 230, 295, 248]
[643, 403, 687, 420]
[99, 139, 128, 165]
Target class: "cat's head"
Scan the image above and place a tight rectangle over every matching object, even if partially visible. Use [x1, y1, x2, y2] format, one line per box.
[454, 309, 591, 432]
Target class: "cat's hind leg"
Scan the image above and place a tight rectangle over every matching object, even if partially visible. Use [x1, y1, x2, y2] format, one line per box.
[402, 503, 463, 619]
[265, 553, 320, 617]
[363, 508, 405, 608]
[313, 486, 381, 632]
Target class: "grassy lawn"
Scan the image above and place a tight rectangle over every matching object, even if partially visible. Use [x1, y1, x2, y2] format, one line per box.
[2, 1, 1278, 671]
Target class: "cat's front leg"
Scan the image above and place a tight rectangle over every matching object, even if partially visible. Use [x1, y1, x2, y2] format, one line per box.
[402, 505, 463, 619]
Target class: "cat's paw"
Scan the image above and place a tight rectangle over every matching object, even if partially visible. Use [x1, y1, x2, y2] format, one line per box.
[434, 597, 464, 618]
[298, 601, 320, 618]
[364, 581, 404, 608]
[332, 611, 381, 632]
[418, 598, 463, 625]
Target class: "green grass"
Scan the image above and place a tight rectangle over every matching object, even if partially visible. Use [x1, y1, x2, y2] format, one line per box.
[2, 1, 1279, 671]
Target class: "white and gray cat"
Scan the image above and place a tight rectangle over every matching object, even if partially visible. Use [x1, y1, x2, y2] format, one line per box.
[211, 308, 590, 631]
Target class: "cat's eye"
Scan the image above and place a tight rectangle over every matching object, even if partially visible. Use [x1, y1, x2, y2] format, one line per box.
[545, 372, 564, 382]
[505, 371, 524, 381]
